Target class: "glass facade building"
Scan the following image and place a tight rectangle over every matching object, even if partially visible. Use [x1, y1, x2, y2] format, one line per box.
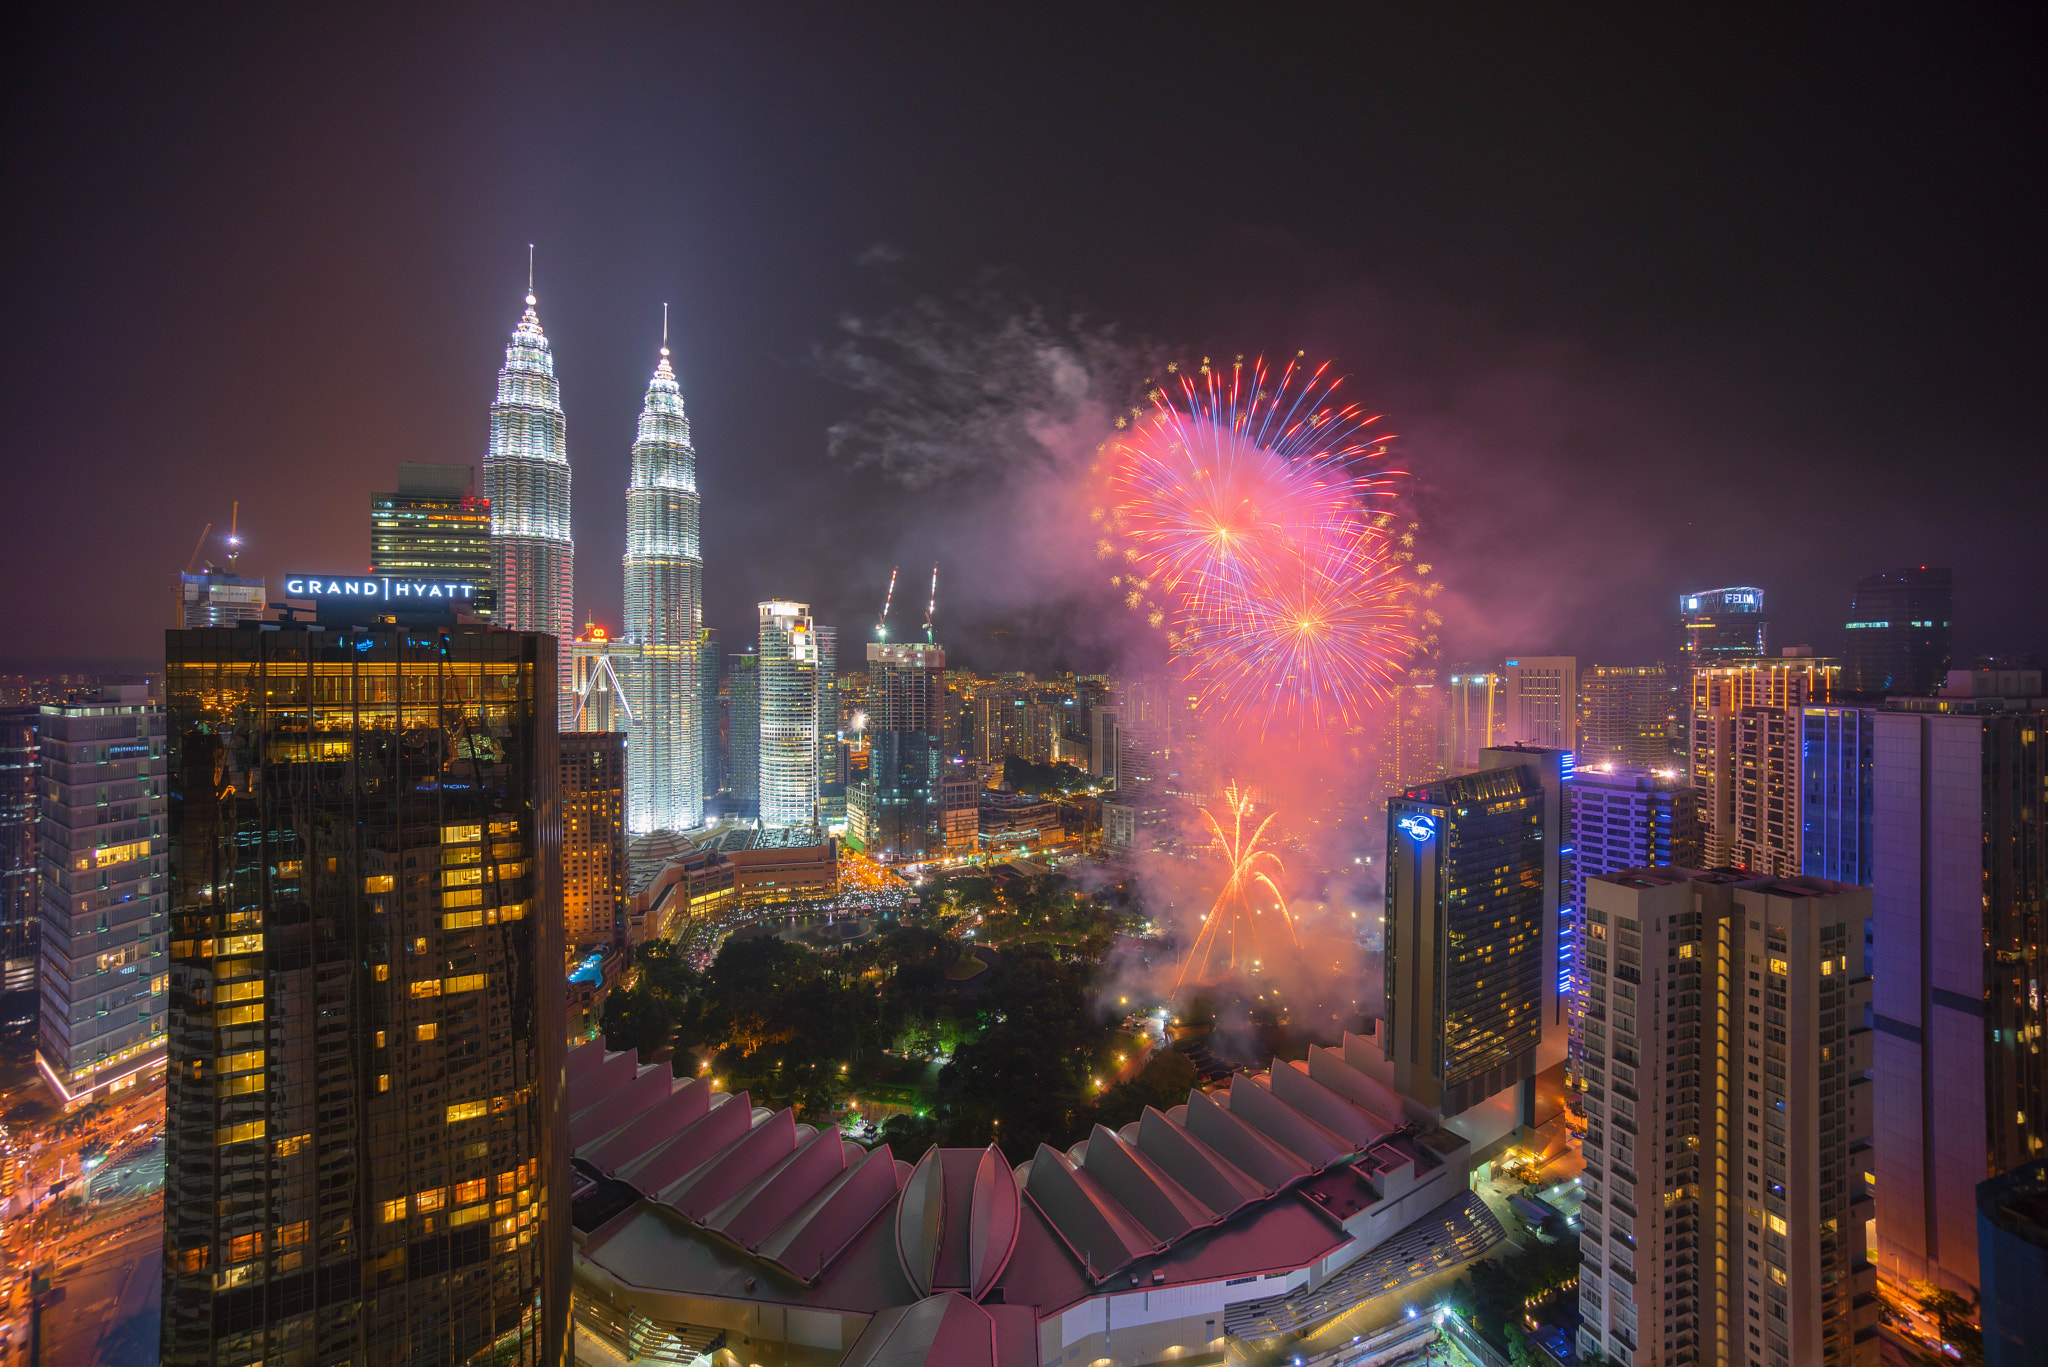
[0, 705, 38, 1029]
[756, 602, 819, 828]
[725, 651, 759, 816]
[161, 622, 568, 1367]
[1843, 565, 1952, 697]
[560, 732, 626, 951]
[371, 463, 493, 622]
[1677, 586, 1768, 666]
[484, 288, 575, 727]
[847, 642, 945, 861]
[35, 686, 169, 1108]
[1385, 759, 1557, 1116]
[621, 340, 703, 834]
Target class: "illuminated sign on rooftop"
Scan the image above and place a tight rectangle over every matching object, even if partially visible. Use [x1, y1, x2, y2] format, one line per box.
[285, 575, 477, 601]
[1397, 813, 1436, 843]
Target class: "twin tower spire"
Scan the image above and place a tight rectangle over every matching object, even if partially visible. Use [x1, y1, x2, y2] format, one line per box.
[483, 260, 705, 833]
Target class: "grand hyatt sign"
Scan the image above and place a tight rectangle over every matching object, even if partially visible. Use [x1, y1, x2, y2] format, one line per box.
[285, 575, 478, 602]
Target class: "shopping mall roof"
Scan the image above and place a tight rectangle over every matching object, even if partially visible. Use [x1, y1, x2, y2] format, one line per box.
[565, 1032, 1504, 1365]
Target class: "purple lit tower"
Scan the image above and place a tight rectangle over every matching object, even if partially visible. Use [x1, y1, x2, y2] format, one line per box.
[485, 274, 575, 724]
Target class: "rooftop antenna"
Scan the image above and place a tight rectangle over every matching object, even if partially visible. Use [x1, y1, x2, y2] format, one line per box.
[875, 566, 899, 641]
[225, 500, 241, 566]
[527, 243, 534, 295]
[923, 563, 938, 644]
[662, 302, 669, 352]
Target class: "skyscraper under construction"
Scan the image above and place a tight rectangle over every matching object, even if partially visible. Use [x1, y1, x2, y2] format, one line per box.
[484, 280, 575, 727]
[621, 323, 704, 833]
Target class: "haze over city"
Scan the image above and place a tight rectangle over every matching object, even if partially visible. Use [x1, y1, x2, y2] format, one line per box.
[1, 9, 2044, 1367]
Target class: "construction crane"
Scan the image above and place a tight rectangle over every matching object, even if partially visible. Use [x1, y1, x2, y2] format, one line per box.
[922, 563, 938, 644]
[875, 566, 899, 641]
[182, 522, 214, 576]
[224, 501, 241, 566]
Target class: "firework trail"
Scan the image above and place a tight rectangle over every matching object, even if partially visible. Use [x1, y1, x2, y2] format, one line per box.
[1173, 783, 1294, 993]
[1090, 354, 1433, 736]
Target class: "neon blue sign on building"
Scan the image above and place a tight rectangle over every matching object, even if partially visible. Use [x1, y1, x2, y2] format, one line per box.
[1397, 813, 1436, 843]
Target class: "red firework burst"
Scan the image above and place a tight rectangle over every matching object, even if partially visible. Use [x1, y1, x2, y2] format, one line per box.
[1090, 354, 1429, 735]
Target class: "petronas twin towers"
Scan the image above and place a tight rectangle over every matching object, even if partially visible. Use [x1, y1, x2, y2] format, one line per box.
[483, 279, 704, 834]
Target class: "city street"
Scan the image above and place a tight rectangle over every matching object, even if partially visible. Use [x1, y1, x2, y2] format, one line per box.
[36, 1191, 161, 1367]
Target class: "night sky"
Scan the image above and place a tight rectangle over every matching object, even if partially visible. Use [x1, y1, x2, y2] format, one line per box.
[5, 7, 2043, 673]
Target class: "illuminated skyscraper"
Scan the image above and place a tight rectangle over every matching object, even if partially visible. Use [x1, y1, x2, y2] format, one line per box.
[162, 614, 568, 1365]
[621, 328, 703, 832]
[1384, 744, 1568, 1127]
[757, 603, 819, 828]
[1443, 668, 1505, 772]
[371, 462, 493, 620]
[1576, 663, 1672, 768]
[36, 686, 168, 1108]
[1689, 658, 1839, 874]
[1678, 586, 1768, 666]
[1504, 656, 1577, 750]
[484, 281, 575, 725]
[812, 624, 837, 796]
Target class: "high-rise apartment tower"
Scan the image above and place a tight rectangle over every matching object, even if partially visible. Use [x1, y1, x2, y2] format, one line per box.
[1678, 587, 1768, 666]
[1579, 664, 1674, 769]
[1576, 869, 1876, 1367]
[1505, 656, 1577, 751]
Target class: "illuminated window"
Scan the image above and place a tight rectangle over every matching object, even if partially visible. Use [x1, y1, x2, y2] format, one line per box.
[1769, 959, 1789, 976]
[1768, 1214, 1788, 1236]
[446, 1100, 487, 1123]
[417, 1022, 438, 1041]
[217, 980, 264, 1003]
[216, 1073, 265, 1098]
[275, 1133, 310, 1158]
[450, 1203, 491, 1227]
[374, 1030, 386, 1048]
[220, 1049, 263, 1073]
[380, 1197, 407, 1223]
[496, 1170, 517, 1194]
[411, 980, 442, 999]
[219, 933, 263, 954]
[228, 1232, 262, 1263]
[374, 964, 389, 981]
[442, 866, 482, 889]
[444, 973, 486, 995]
[278, 1220, 308, 1247]
[442, 910, 483, 930]
[498, 901, 528, 921]
[364, 874, 394, 894]
[178, 1247, 209, 1274]
[415, 1188, 446, 1213]
[377, 1074, 390, 1092]
[456, 1177, 486, 1203]
[442, 823, 483, 844]
[215, 1119, 265, 1146]
[218, 1003, 265, 1026]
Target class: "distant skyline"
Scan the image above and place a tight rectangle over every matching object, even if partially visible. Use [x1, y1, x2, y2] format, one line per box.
[4, 8, 2043, 672]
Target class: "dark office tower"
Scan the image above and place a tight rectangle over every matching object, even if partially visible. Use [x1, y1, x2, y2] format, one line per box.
[161, 620, 568, 1367]
[812, 625, 837, 799]
[560, 733, 626, 951]
[371, 463, 494, 621]
[1576, 664, 1672, 769]
[1677, 586, 1768, 666]
[1978, 1156, 2048, 1367]
[849, 642, 945, 861]
[1801, 704, 1878, 975]
[1871, 671, 2048, 1301]
[1843, 566, 1953, 697]
[726, 650, 759, 818]
[697, 627, 719, 802]
[0, 706, 37, 1030]
[1385, 746, 1567, 1119]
